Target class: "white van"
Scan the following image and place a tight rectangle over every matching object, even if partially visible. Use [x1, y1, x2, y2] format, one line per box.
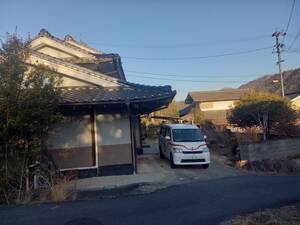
[159, 124, 210, 168]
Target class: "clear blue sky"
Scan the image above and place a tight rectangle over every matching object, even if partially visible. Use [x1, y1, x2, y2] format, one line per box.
[1, 0, 299, 100]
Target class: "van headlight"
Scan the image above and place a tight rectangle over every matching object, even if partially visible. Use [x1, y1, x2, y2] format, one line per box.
[202, 147, 209, 152]
[173, 147, 183, 153]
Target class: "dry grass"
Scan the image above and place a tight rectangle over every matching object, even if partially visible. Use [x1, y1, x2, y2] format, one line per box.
[47, 177, 76, 202]
[235, 160, 248, 168]
[235, 127, 260, 145]
[221, 203, 300, 225]
[29, 175, 76, 204]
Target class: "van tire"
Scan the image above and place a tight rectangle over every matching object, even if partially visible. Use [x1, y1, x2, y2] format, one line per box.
[202, 164, 209, 169]
[159, 147, 164, 159]
[170, 154, 176, 168]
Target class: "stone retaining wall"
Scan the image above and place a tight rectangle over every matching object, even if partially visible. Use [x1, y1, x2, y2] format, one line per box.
[239, 138, 300, 162]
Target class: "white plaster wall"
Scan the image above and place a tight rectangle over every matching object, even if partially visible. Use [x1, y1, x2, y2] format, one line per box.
[200, 100, 236, 111]
[96, 114, 131, 146]
[30, 36, 93, 58]
[291, 97, 300, 109]
[36, 46, 75, 59]
[65, 39, 101, 54]
[28, 54, 119, 87]
[47, 115, 92, 149]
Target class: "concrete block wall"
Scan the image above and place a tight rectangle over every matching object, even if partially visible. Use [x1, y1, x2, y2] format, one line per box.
[240, 138, 300, 162]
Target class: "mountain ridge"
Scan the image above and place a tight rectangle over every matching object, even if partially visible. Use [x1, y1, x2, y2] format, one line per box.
[239, 68, 300, 95]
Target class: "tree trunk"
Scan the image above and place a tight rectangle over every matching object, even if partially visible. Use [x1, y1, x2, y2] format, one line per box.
[262, 112, 268, 141]
[17, 143, 28, 202]
[17, 155, 25, 202]
[4, 143, 8, 183]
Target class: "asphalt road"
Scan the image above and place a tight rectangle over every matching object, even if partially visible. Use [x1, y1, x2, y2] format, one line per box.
[1, 175, 300, 225]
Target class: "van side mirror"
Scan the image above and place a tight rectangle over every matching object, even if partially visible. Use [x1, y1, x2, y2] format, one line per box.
[165, 136, 171, 140]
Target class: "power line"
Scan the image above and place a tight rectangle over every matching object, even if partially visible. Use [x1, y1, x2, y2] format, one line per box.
[87, 34, 270, 49]
[287, 30, 300, 51]
[126, 74, 248, 83]
[288, 45, 300, 53]
[122, 46, 273, 61]
[283, 0, 296, 43]
[125, 69, 263, 78]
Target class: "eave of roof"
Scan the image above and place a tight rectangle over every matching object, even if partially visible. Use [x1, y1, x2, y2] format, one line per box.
[285, 91, 300, 100]
[59, 85, 176, 105]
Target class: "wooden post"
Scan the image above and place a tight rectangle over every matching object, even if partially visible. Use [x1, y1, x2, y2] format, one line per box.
[93, 108, 99, 176]
[127, 102, 137, 174]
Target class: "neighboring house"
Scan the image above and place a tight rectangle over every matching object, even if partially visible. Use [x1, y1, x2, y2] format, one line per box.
[183, 89, 248, 125]
[26, 29, 176, 177]
[286, 91, 300, 110]
[292, 96, 300, 109]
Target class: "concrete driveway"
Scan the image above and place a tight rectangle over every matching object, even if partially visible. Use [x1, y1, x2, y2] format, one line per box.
[75, 138, 247, 191]
[139, 137, 246, 183]
[75, 145, 247, 192]
[138, 153, 246, 185]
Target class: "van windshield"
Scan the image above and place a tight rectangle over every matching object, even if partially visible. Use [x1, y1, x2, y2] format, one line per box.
[172, 129, 204, 142]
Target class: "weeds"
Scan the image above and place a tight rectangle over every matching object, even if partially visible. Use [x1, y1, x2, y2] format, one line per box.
[235, 127, 260, 145]
[0, 156, 76, 205]
[221, 203, 300, 225]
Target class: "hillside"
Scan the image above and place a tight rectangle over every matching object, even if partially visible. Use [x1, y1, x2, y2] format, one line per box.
[240, 68, 300, 95]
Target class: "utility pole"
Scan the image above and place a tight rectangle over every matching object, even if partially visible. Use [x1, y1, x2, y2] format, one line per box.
[272, 31, 286, 96]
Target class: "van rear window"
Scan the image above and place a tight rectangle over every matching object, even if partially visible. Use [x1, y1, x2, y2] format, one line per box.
[172, 129, 204, 142]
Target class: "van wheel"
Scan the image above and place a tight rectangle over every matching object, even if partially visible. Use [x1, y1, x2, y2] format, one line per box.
[170, 154, 176, 168]
[202, 164, 209, 169]
[159, 147, 164, 159]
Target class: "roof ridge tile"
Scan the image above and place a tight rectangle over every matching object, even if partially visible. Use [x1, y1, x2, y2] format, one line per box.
[32, 29, 99, 56]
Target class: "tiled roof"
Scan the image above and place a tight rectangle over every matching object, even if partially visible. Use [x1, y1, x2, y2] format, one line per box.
[31, 29, 125, 81]
[186, 89, 248, 103]
[60, 84, 176, 105]
[29, 29, 176, 108]
[285, 91, 300, 100]
[64, 34, 102, 54]
[33, 29, 98, 56]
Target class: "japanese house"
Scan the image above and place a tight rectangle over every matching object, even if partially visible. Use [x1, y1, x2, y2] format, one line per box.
[286, 91, 300, 110]
[183, 89, 248, 125]
[27, 29, 176, 177]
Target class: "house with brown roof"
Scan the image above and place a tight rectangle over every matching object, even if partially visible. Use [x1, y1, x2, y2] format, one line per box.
[286, 91, 300, 110]
[184, 89, 248, 125]
[26, 29, 175, 177]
